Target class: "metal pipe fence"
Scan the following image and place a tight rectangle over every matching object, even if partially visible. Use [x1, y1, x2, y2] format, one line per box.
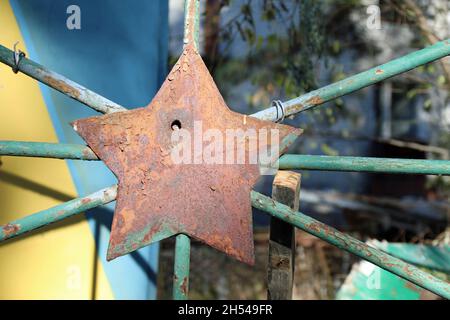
[0, 0, 449, 301]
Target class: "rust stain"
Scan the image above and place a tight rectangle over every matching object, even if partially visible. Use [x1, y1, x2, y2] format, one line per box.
[2, 223, 21, 237]
[81, 198, 91, 205]
[184, 0, 198, 47]
[143, 223, 163, 243]
[72, 43, 302, 265]
[180, 277, 188, 295]
[43, 76, 80, 99]
[404, 281, 439, 300]
[82, 147, 98, 159]
[375, 69, 384, 75]
[308, 222, 321, 234]
[306, 96, 324, 106]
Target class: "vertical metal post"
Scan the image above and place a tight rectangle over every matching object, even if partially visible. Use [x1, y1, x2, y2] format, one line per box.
[183, 0, 200, 50]
[172, 0, 200, 300]
[173, 234, 191, 300]
[267, 171, 301, 299]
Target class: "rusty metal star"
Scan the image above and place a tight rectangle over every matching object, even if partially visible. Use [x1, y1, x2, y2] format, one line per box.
[72, 45, 302, 265]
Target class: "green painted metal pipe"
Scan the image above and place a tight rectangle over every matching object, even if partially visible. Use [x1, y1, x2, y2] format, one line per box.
[0, 141, 98, 160]
[173, 234, 191, 300]
[1, 181, 448, 298]
[0, 44, 126, 114]
[278, 155, 450, 175]
[183, 0, 200, 50]
[251, 39, 450, 121]
[2, 142, 450, 176]
[0, 186, 117, 242]
[251, 191, 450, 299]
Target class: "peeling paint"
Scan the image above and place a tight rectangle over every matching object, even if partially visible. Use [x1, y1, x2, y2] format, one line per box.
[1, 223, 21, 238]
[306, 95, 324, 106]
[42, 75, 81, 99]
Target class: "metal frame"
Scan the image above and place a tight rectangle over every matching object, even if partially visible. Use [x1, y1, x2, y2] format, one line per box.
[0, 0, 449, 300]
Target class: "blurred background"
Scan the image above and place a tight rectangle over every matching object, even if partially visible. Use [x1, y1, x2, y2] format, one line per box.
[1, 0, 449, 299]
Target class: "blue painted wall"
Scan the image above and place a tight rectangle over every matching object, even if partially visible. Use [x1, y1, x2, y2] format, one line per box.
[11, 0, 168, 299]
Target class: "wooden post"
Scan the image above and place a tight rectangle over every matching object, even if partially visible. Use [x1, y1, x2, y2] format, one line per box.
[267, 171, 301, 300]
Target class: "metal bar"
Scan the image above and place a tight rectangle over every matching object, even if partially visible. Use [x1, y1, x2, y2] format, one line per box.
[1, 36, 447, 121]
[173, 234, 191, 300]
[1, 180, 448, 298]
[278, 155, 450, 175]
[0, 141, 98, 160]
[171, 0, 199, 301]
[2, 142, 450, 176]
[0, 44, 126, 114]
[3, 142, 450, 176]
[0, 186, 117, 242]
[251, 39, 450, 121]
[183, 0, 200, 50]
[251, 191, 450, 299]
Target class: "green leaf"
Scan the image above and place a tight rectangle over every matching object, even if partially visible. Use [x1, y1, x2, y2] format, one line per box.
[331, 40, 341, 54]
[423, 99, 432, 111]
[321, 143, 339, 156]
[406, 89, 418, 99]
[437, 75, 446, 85]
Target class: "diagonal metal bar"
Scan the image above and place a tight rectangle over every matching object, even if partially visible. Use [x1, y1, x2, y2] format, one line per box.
[251, 39, 450, 121]
[0, 141, 98, 160]
[2, 183, 448, 299]
[0, 186, 117, 242]
[251, 191, 450, 299]
[2, 39, 448, 124]
[0, 44, 126, 114]
[278, 155, 450, 175]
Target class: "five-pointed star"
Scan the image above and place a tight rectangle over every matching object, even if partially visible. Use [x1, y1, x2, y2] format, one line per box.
[72, 45, 302, 264]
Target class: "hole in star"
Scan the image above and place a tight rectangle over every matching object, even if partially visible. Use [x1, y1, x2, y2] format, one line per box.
[171, 120, 182, 130]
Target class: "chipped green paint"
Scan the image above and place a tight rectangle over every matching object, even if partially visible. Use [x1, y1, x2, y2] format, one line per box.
[252, 39, 450, 121]
[250, 190, 450, 299]
[173, 234, 191, 300]
[0, 141, 98, 160]
[0, 186, 117, 241]
[279, 131, 304, 152]
[183, 0, 200, 50]
[0, 44, 126, 114]
[107, 219, 180, 261]
[278, 155, 450, 175]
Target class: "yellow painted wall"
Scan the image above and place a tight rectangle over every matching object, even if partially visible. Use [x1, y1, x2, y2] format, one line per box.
[0, 0, 113, 299]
